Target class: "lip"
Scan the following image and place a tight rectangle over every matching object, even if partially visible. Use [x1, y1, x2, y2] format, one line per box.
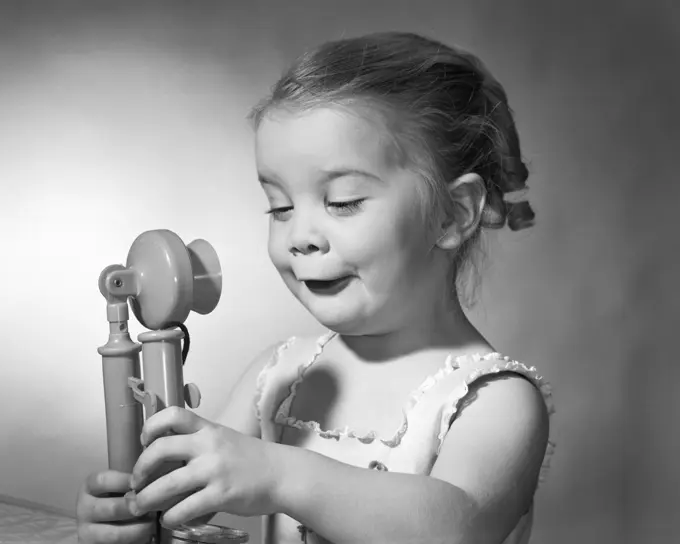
[297, 274, 353, 282]
[302, 276, 353, 295]
[299, 277, 344, 282]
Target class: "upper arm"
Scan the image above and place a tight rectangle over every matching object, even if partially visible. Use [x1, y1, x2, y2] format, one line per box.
[213, 341, 283, 438]
[429, 373, 550, 543]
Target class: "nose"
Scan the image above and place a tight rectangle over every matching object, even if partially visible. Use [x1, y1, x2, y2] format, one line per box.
[289, 213, 329, 256]
[291, 242, 323, 256]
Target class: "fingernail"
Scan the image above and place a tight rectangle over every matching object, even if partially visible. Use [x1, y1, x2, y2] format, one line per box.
[128, 502, 141, 516]
[124, 491, 144, 516]
[127, 499, 143, 517]
[129, 475, 137, 490]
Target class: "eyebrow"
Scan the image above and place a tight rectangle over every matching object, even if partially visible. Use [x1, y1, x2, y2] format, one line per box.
[258, 168, 384, 187]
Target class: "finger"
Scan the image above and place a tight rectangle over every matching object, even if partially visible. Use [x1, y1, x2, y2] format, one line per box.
[79, 518, 156, 544]
[129, 465, 206, 516]
[131, 489, 194, 520]
[132, 434, 196, 490]
[86, 495, 149, 523]
[85, 471, 133, 497]
[141, 406, 206, 447]
[159, 487, 220, 529]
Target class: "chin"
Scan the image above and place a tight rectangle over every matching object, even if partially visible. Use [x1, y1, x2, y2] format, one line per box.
[318, 321, 367, 336]
[303, 303, 369, 336]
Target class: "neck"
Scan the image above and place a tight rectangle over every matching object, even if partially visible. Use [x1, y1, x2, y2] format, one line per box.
[335, 295, 486, 363]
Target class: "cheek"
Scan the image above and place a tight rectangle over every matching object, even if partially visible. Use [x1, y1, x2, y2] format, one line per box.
[267, 228, 287, 271]
[365, 199, 424, 252]
[352, 206, 431, 278]
[343, 216, 417, 271]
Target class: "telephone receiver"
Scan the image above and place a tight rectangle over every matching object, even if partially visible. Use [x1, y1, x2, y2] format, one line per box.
[96, 230, 249, 543]
[98, 229, 222, 473]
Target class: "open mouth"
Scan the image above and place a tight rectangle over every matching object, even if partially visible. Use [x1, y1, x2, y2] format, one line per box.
[303, 276, 353, 295]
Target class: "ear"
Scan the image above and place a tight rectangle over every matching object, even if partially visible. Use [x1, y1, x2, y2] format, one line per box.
[435, 172, 486, 251]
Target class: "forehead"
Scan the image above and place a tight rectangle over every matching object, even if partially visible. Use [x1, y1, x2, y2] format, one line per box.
[255, 107, 396, 175]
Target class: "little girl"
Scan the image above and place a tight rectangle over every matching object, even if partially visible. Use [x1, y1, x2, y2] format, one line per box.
[76, 31, 555, 544]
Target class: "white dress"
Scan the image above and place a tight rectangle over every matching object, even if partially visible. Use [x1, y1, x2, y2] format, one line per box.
[255, 331, 555, 544]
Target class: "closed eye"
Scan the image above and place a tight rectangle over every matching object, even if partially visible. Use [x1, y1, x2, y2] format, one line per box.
[265, 199, 365, 221]
[328, 199, 365, 215]
[264, 206, 292, 221]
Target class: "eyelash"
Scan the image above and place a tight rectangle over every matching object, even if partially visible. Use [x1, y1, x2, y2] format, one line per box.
[265, 199, 365, 220]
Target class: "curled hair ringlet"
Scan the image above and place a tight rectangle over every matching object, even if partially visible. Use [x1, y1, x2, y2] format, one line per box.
[472, 70, 535, 232]
[483, 155, 535, 231]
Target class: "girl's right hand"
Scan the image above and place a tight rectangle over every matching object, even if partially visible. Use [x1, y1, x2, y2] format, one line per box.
[76, 470, 156, 544]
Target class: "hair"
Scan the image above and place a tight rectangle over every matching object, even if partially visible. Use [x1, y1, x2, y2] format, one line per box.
[248, 31, 535, 308]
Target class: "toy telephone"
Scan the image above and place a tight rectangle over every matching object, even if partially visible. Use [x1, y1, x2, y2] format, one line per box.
[97, 230, 248, 543]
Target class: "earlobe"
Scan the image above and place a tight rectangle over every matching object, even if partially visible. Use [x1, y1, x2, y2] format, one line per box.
[434, 228, 462, 251]
[434, 173, 486, 251]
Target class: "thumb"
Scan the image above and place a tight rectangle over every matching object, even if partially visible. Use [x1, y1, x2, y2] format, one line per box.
[142, 407, 205, 447]
[86, 470, 133, 497]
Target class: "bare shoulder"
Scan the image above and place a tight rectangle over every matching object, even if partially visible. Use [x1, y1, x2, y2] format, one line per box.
[435, 372, 550, 481]
[431, 372, 550, 541]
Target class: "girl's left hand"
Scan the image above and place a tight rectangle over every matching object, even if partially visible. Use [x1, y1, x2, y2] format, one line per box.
[126, 406, 284, 528]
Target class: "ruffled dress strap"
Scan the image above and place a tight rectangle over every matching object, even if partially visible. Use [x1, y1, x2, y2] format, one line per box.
[436, 352, 556, 485]
[252, 336, 297, 443]
[253, 331, 337, 444]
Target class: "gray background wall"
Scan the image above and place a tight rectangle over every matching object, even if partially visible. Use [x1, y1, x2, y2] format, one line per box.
[1, 1, 677, 543]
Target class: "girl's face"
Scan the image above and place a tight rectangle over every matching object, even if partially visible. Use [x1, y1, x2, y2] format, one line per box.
[254, 106, 448, 336]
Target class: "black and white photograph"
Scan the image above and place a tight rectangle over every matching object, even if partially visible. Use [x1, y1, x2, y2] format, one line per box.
[0, 1, 677, 543]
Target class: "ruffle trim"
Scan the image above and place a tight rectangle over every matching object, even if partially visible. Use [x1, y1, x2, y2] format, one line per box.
[276, 330, 412, 447]
[435, 353, 556, 486]
[253, 336, 298, 422]
[267, 333, 555, 484]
